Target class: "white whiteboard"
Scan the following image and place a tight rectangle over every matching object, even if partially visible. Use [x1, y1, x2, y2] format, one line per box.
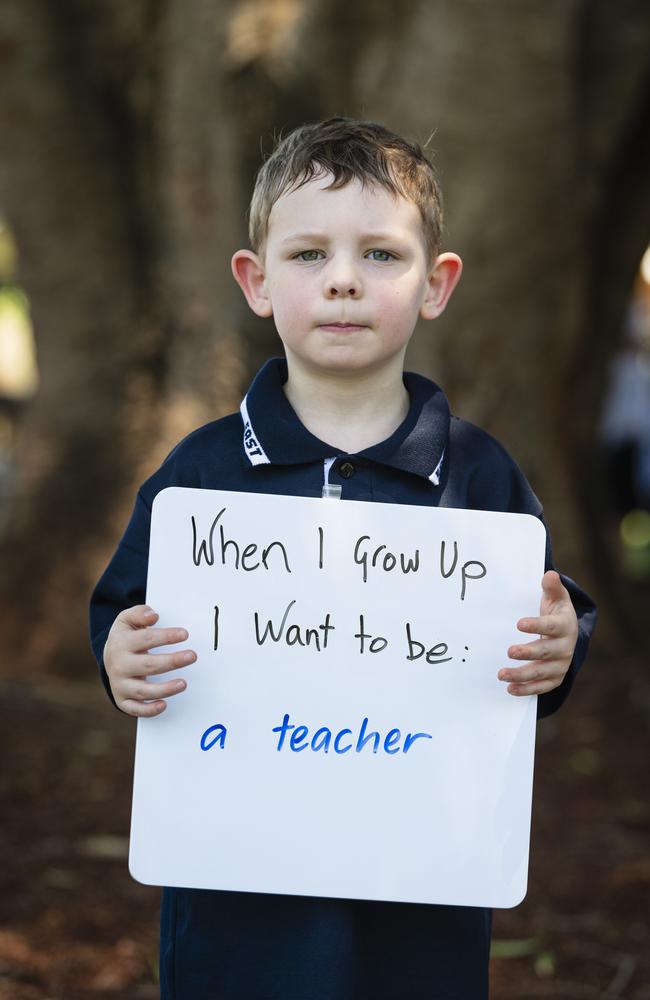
[130, 487, 546, 908]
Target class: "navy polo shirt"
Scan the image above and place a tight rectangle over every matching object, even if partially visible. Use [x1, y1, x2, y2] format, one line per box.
[89, 357, 596, 1000]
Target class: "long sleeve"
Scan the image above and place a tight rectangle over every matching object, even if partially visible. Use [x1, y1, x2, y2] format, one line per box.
[89, 489, 153, 707]
[536, 524, 597, 719]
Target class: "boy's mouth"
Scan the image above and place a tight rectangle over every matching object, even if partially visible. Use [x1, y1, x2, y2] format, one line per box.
[319, 322, 367, 331]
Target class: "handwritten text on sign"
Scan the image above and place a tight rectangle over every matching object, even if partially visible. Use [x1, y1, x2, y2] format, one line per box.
[130, 488, 546, 908]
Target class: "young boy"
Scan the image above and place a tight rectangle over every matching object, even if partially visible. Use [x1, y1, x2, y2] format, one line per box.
[90, 117, 596, 999]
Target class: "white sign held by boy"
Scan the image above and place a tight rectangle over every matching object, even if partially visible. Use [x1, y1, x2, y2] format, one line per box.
[129, 486, 546, 908]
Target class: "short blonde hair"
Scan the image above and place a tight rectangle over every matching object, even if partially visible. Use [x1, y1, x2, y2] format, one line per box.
[248, 117, 444, 262]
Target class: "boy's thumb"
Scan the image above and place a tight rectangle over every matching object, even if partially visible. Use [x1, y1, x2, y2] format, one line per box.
[541, 570, 565, 600]
[120, 605, 158, 627]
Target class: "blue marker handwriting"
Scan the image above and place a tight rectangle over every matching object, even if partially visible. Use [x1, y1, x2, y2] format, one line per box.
[272, 714, 432, 755]
[199, 717, 433, 755]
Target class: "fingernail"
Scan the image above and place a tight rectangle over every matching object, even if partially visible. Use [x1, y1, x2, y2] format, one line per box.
[175, 681, 186, 691]
[182, 651, 196, 664]
[176, 629, 188, 641]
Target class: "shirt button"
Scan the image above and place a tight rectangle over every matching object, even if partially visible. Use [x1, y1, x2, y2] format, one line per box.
[339, 461, 355, 479]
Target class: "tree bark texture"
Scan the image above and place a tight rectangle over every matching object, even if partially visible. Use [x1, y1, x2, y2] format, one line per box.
[0, 0, 648, 672]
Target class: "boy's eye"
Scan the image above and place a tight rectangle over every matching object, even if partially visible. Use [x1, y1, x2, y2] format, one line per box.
[366, 249, 395, 262]
[294, 250, 324, 262]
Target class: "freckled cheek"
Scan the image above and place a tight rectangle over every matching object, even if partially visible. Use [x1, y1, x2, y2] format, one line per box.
[376, 292, 417, 332]
[270, 283, 315, 334]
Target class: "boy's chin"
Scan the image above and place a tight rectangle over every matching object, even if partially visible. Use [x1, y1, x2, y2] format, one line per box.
[286, 353, 407, 383]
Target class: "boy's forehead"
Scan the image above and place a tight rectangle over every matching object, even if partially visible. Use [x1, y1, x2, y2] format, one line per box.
[266, 173, 423, 239]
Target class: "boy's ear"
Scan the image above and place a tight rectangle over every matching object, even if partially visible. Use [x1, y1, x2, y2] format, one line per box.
[231, 249, 273, 318]
[420, 252, 463, 320]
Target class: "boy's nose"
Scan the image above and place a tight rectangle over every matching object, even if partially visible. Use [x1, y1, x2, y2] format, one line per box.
[324, 275, 360, 298]
[327, 282, 358, 298]
[323, 258, 361, 298]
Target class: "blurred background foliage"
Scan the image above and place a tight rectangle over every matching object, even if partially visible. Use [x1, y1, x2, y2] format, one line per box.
[0, 1, 649, 997]
[0, 0, 649, 664]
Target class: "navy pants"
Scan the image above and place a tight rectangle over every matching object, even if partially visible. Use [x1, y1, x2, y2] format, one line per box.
[160, 888, 491, 999]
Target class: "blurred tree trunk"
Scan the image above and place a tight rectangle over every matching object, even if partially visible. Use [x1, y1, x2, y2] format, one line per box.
[0, 0, 648, 674]
[0, 0, 245, 668]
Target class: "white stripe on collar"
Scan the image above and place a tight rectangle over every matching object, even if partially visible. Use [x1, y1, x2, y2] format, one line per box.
[240, 395, 271, 466]
[323, 456, 336, 484]
[321, 456, 342, 499]
[429, 448, 445, 486]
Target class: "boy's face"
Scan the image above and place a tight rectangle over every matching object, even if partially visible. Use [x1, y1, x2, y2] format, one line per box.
[233, 174, 460, 384]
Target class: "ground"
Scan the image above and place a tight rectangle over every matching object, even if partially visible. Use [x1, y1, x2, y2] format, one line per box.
[1, 648, 648, 999]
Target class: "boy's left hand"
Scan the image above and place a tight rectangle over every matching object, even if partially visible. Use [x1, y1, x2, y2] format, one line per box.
[498, 570, 579, 697]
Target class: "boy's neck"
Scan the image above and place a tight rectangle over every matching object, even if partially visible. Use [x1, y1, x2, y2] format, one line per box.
[283, 360, 410, 454]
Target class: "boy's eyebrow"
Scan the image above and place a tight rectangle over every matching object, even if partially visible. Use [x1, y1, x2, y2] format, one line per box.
[280, 233, 328, 245]
[280, 230, 407, 245]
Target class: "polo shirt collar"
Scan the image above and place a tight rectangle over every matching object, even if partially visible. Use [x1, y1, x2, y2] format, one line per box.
[240, 357, 450, 485]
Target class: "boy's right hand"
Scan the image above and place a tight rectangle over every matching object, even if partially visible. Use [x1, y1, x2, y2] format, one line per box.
[103, 605, 196, 717]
